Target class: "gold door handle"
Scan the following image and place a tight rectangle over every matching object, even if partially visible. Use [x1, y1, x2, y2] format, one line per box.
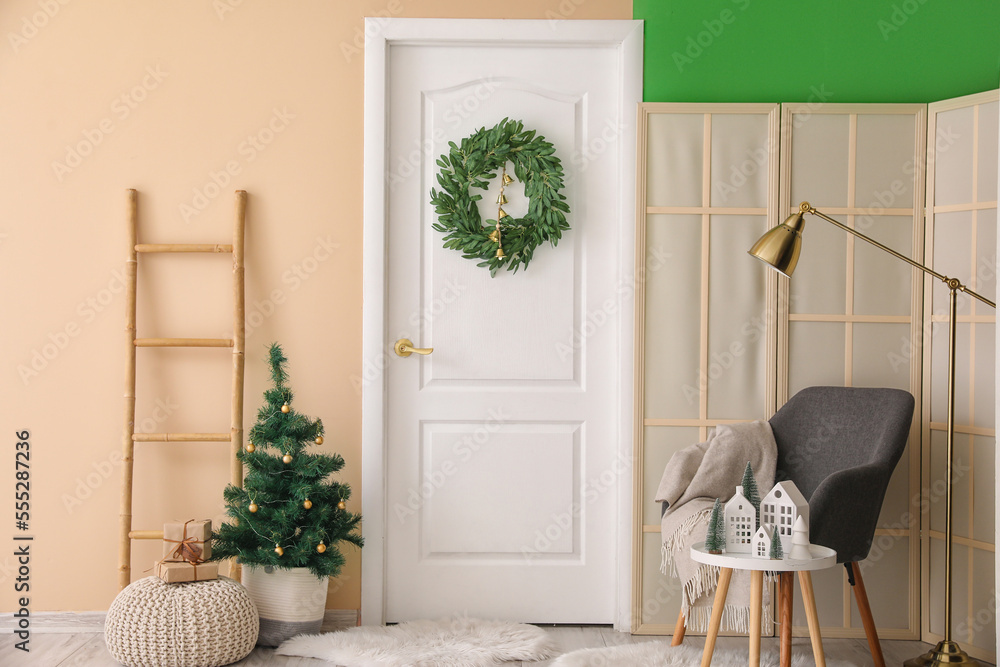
[394, 338, 433, 357]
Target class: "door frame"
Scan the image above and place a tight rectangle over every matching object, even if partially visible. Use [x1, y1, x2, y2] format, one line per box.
[361, 17, 642, 628]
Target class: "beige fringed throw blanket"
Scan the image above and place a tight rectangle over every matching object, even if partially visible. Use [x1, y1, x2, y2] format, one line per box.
[655, 421, 777, 633]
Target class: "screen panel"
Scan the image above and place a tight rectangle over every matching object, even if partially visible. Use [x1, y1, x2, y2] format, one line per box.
[781, 103, 925, 640]
[633, 103, 778, 635]
[923, 92, 998, 662]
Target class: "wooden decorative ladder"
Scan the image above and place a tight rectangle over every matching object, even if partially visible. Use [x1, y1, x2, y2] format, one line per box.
[118, 188, 247, 589]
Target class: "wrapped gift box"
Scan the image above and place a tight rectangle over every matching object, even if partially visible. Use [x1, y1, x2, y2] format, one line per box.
[163, 519, 212, 561]
[155, 560, 219, 584]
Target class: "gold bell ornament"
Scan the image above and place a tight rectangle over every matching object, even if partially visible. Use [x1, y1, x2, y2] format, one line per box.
[496, 192, 508, 205]
[497, 207, 510, 219]
[502, 172, 515, 186]
[488, 229, 500, 243]
[496, 248, 506, 259]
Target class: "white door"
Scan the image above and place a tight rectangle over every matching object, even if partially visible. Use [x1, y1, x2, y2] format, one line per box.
[364, 20, 641, 625]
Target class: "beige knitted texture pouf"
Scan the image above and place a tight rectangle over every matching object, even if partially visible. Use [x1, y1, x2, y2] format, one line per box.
[105, 576, 259, 667]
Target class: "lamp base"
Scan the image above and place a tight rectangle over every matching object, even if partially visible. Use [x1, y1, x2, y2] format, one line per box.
[904, 640, 980, 666]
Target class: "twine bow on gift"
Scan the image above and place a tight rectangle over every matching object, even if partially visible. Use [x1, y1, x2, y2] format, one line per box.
[164, 519, 205, 563]
[150, 519, 208, 580]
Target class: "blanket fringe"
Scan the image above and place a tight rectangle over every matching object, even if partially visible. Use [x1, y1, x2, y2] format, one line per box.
[677, 565, 777, 634]
[660, 509, 710, 577]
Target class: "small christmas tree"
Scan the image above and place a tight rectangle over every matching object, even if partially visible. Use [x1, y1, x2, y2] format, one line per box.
[705, 499, 725, 554]
[769, 527, 783, 560]
[212, 343, 363, 578]
[740, 461, 762, 530]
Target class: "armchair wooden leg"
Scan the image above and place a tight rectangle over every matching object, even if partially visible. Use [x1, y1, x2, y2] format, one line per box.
[671, 608, 686, 646]
[848, 562, 885, 667]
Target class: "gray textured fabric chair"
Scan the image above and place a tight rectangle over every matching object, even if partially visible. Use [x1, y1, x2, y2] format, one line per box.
[770, 385, 914, 667]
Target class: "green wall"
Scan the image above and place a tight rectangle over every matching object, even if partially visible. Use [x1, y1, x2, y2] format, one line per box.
[635, 0, 1000, 103]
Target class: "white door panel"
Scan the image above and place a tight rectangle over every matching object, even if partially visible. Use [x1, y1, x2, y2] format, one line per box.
[381, 33, 631, 623]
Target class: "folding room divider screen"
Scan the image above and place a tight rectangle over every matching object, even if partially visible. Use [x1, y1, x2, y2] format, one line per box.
[633, 93, 998, 664]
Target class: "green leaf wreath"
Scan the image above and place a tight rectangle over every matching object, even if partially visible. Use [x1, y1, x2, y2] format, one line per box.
[429, 118, 571, 276]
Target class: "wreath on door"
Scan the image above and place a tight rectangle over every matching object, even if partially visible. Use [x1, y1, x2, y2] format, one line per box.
[429, 118, 570, 276]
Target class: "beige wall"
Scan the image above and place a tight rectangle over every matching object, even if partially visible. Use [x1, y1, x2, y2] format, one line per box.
[0, 0, 630, 613]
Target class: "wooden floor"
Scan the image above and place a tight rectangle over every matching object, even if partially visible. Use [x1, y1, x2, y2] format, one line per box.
[0, 626, 988, 666]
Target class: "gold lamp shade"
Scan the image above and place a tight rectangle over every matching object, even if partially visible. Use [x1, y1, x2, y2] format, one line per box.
[748, 211, 805, 277]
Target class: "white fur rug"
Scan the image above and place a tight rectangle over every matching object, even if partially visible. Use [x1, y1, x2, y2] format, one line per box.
[551, 641, 860, 666]
[275, 616, 557, 667]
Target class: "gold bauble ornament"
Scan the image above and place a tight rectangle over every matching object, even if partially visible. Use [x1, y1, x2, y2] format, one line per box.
[249, 502, 258, 513]
[246, 443, 255, 453]
[274, 545, 284, 556]
[283, 454, 293, 464]
[281, 403, 290, 413]
[303, 499, 313, 509]
[315, 436, 324, 445]
[338, 500, 347, 510]
[317, 543, 327, 553]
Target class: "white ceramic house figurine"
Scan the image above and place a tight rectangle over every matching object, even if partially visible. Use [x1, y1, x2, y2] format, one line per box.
[790, 515, 812, 560]
[751, 524, 774, 559]
[760, 480, 810, 552]
[724, 486, 756, 553]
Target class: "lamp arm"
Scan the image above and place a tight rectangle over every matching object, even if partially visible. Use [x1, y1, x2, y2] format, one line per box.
[805, 205, 997, 310]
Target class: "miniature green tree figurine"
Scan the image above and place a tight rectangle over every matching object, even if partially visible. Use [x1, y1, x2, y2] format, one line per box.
[769, 527, 784, 560]
[740, 461, 762, 530]
[212, 343, 363, 577]
[705, 498, 725, 554]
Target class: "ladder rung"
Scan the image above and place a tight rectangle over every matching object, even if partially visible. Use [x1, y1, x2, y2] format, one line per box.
[135, 338, 233, 348]
[134, 432, 231, 442]
[135, 244, 233, 253]
[129, 531, 164, 540]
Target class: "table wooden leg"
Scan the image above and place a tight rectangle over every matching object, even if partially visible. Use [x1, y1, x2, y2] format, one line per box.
[798, 571, 826, 667]
[779, 571, 793, 667]
[749, 570, 763, 667]
[671, 609, 686, 646]
[700, 567, 733, 667]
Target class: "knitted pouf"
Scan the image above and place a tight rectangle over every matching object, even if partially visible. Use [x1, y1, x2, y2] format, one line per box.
[105, 576, 259, 667]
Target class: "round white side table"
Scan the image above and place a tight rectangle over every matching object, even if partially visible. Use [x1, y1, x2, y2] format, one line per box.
[689, 541, 837, 667]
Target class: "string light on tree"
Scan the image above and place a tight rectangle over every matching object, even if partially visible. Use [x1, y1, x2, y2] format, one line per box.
[211, 343, 364, 579]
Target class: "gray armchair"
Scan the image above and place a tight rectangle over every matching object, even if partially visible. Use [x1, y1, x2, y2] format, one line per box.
[770, 385, 914, 667]
[668, 386, 914, 666]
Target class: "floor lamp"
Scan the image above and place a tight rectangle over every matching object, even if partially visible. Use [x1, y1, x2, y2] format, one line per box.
[749, 201, 995, 667]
